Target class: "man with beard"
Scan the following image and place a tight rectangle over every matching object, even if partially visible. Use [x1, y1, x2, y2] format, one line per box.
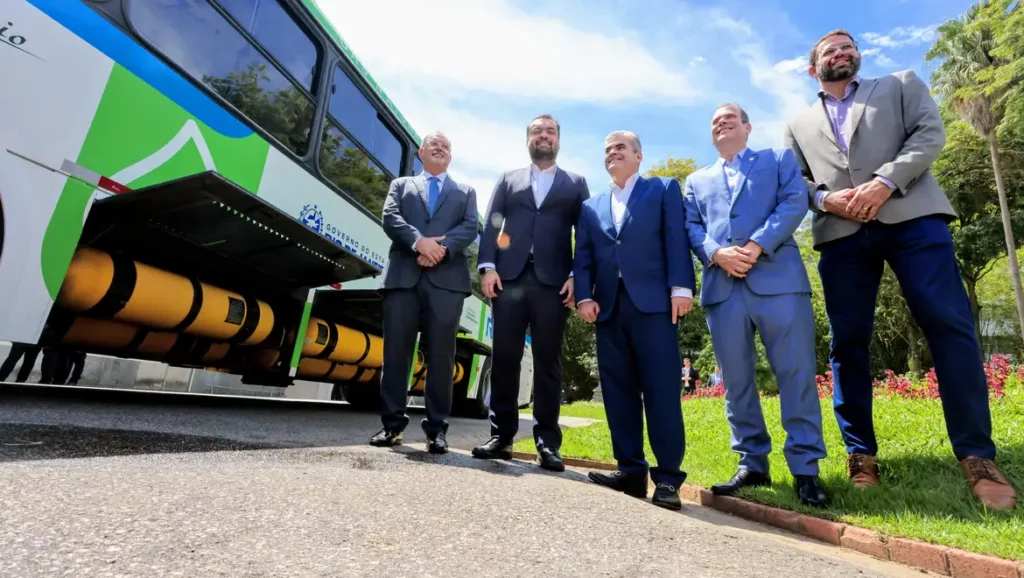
[472, 114, 590, 471]
[783, 29, 1016, 510]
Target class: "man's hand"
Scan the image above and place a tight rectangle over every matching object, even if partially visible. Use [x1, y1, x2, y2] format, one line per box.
[578, 301, 600, 323]
[845, 180, 893, 222]
[414, 236, 447, 265]
[417, 254, 436, 268]
[481, 269, 502, 299]
[671, 296, 692, 324]
[822, 188, 856, 219]
[742, 240, 763, 261]
[560, 277, 575, 308]
[712, 246, 757, 278]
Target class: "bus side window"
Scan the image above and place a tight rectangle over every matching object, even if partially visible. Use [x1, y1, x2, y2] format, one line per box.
[318, 123, 390, 220]
[130, 0, 318, 157]
[326, 66, 404, 176]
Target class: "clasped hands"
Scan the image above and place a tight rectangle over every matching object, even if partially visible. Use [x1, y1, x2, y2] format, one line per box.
[712, 240, 763, 278]
[824, 179, 893, 222]
[415, 236, 447, 267]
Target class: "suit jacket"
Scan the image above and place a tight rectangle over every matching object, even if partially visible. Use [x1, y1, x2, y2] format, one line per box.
[380, 173, 479, 294]
[783, 69, 955, 249]
[478, 166, 590, 286]
[572, 175, 695, 323]
[683, 147, 812, 307]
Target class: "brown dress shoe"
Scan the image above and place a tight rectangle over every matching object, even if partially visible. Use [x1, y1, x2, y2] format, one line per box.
[847, 453, 880, 489]
[960, 457, 1017, 511]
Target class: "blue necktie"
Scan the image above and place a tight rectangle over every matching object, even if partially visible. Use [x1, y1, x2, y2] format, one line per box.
[427, 176, 440, 215]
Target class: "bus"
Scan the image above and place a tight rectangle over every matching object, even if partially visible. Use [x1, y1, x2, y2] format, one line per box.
[0, 0, 535, 418]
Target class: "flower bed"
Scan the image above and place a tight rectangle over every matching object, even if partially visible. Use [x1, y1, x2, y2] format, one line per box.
[686, 354, 1017, 401]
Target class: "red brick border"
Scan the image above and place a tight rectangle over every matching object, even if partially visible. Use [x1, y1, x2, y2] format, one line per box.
[510, 451, 1024, 577]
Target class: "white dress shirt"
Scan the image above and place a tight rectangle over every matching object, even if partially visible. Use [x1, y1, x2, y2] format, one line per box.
[479, 164, 559, 272]
[718, 147, 750, 201]
[578, 172, 692, 302]
[411, 170, 448, 250]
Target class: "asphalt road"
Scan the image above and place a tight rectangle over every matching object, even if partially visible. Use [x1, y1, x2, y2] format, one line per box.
[0, 384, 932, 577]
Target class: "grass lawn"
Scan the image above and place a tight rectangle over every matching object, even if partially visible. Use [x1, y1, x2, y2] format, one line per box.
[515, 387, 1024, 560]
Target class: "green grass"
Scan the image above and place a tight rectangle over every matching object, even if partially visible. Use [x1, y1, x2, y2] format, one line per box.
[517, 389, 1024, 560]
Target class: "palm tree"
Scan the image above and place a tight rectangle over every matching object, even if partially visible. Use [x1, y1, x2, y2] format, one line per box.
[926, 1, 1024, 342]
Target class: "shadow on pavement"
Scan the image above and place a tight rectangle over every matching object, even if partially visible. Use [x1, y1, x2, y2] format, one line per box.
[394, 445, 593, 484]
[0, 423, 281, 461]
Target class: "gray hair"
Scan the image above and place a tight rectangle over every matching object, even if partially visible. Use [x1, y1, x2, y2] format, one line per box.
[604, 130, 642, 153]
[715, 103, 750, 124]
[420, 131, 450, 149]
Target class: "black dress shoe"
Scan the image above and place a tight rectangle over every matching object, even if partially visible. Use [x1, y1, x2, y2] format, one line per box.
[537, 447, 565, 472]
[587, 470, 648, 499]
[652, 483, 682, 511]
[427, 431, 449, 454]
[369, 428, 403, 447]
[472, 436, 513, 460]
[711, 468, 772, 496]
[795, 475, 829, 508]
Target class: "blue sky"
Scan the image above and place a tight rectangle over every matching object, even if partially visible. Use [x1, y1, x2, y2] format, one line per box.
[322, 0, 974, 212]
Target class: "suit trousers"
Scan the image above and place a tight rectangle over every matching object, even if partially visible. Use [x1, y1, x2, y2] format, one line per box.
[817, 215, 995, 461]
[705, 282, 826, 476]
[595, 281, 686, 487]
[488, 261, 570, 449]
[380, 275, 464, 435]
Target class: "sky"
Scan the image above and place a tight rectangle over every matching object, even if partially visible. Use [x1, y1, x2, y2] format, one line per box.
[318, 0, 975, 214]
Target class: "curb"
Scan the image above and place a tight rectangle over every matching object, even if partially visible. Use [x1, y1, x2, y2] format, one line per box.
[511, 451, 1023, 578]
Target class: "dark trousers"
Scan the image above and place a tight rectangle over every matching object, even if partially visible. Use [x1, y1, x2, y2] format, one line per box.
[595, 281, 686, 487]
[379, 275, 464, 436]
[489, 262, 570, 449]
[0, 343, 41, 382]
[818, 216, 995, 461]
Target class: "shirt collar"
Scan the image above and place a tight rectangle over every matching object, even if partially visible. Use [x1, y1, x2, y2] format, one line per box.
[818, 75, 861, 101]
[530, 163, 557, 175]
[610, 172, 640, 196]
[421, 170, 448, 185]
[717, 147, 751, 168]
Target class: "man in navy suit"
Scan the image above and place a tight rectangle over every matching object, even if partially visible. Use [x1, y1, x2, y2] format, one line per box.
[371, 131, 479, 454]
[573, 130, 695, 510]
[472, 115, 590, 471]
[683, 103, 828, 507]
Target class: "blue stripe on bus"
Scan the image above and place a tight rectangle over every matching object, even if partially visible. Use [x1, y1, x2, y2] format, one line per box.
[29, 0, 253, 139]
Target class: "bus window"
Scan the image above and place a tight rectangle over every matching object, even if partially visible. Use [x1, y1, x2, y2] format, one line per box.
[131, 0, 316, 156]
[215, 0, 321, 92]
[412, 154, 423, 177]
[319, 121, 391, 219]
[327, 66, 404, 176]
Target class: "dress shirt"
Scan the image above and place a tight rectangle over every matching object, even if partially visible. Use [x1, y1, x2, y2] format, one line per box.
[718, 147, 751, 201]
[813, 76, 897, 210]
[578, 172, 692, 303]
[411, 170, 448, 250]
[479, 164, 562, 273]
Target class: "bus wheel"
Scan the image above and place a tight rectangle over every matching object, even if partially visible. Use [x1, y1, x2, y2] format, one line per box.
[341, 383, 379, 412]
[458, 368, 491, 420]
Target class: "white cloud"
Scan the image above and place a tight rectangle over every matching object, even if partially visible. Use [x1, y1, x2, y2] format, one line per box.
[861, 25, 937, 48]
[731, 46, 814, 149]
[318, 0, 699, 105]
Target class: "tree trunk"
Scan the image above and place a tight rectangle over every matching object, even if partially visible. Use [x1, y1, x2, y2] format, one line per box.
[989, 132, 1024, 343]
[906, 322, 921, 375]
[965, 276, 983, 348]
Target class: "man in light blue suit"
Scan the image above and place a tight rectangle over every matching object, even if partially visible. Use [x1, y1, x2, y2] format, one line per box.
[683, 103, 829, 508]
[574, 130, 695, 511]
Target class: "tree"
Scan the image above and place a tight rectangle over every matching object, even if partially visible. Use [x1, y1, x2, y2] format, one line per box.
[933, 102, 1024, 342]
[927, 1, 1024, 342]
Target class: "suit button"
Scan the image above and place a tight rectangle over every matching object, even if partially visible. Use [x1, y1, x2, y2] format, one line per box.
[616, 240, 622, 245]
[730, 213, 738, 219]
[727, 237, 732, 242]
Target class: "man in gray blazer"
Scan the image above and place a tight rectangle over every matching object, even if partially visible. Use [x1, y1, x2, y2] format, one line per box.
[371, 131, 479, 454]
[783, 29, 1016, 510]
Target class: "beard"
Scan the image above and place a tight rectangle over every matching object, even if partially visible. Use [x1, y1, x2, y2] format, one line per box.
[529, 142, 558, 162]
[818, 55, 861, 82]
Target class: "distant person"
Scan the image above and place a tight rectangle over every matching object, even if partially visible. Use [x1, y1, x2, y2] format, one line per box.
[681, 358, 699, 394]
[573, 130, 695, 511]
[0, 343, 41, 383]
[371, 131, 479, 454]
[708, 366, 723, 388]
[783, 28, 1015, 510]
[472, 114, 590, 472]
[684, 102, 828, 508]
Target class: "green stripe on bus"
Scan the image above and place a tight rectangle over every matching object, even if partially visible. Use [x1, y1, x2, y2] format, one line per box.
[290, 301, 313, 368]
